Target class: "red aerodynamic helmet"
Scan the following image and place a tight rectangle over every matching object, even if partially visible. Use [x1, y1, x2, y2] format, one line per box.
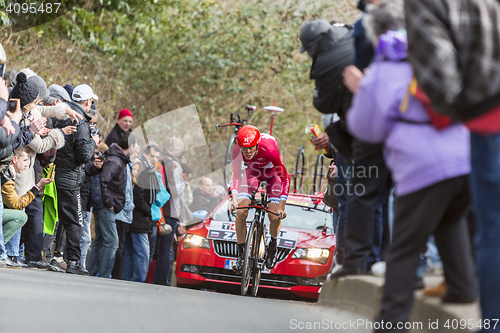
[237, 125, 261, 147]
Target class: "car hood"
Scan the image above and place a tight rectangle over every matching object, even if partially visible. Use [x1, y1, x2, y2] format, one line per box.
[188, 220, 335, 249]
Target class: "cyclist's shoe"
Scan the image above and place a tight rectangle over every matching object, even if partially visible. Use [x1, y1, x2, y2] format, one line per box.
[233, 243, 245, 274]
[265, 237, 277, 270]
[66, 261, 89, 275]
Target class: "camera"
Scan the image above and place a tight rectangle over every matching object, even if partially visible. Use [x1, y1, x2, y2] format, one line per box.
[0, 63, 5, 79]
[8, 99, 18, 112]
[95, 151, 105, 161]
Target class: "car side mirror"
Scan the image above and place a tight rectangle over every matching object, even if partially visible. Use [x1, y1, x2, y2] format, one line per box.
[192, 210, 208, 220]
[322, 225, 328, 235]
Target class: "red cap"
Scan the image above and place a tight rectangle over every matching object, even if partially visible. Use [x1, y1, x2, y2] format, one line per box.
[118, 108, 133, 120]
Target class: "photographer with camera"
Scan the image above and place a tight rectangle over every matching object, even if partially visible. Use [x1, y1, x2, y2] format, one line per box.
[53, 84, 98, 275]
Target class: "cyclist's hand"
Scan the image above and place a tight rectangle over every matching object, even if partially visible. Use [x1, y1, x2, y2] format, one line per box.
[277, 208, 287, 220]
[228, 198, 238, 212]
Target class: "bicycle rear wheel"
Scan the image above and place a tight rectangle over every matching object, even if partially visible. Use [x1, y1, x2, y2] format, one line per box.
[294, 146, 305, 193]
[223, 133, 237, 191]
[313, 154, 326, 194]
[250, 229, 265, 297]
[241, 219, 257, 296]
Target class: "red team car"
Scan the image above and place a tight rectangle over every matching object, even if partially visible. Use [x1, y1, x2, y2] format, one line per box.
[175, 192, 337, 300]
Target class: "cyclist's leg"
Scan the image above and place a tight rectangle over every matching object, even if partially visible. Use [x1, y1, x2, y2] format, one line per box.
[235, 198, 251, 243]
[267, 175, 284, 238]
[234, 176, 258, 273]
[266, 176, 283, 269]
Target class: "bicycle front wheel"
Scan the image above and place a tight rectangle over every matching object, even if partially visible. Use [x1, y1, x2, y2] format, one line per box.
[241, 219, 257, 296]
[250, 230, 265, 297]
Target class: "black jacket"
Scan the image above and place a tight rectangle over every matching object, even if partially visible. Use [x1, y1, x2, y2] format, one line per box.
[130, 170, 155, 234]
[54, 101, 96, 190]
[105, 123, 130, 146]
[0, 99, 21, 160]
[80, 156, 101, 212]
[100, 143, 128, 213]
[190, 187, 218, 213]
[310, 26, 355, 160]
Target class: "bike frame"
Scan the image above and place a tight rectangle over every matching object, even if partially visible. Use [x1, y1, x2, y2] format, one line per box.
[235, 185, 280, 297]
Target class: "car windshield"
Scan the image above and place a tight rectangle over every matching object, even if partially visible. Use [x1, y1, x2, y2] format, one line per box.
[211, 198, 336, 232]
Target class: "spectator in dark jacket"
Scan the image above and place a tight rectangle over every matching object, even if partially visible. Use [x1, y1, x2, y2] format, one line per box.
[87, 132, 131, 278]
[105, 109, 133, 146]
[77, 111, 103, 269]
[190, 177, 219, 213]
[53, 84, 98, 275]
[0, 74, 23, 268]
[123, 143, 160, 282]
[300, 20, 355, 160]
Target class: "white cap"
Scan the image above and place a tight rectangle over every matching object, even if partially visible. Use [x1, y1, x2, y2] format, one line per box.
[72, 84, 98, 101]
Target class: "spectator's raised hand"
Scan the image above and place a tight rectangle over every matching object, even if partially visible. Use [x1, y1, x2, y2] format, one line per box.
[91, 133, 100, 145]
[29, 117, 47, 135]
[66, 108, 84, 121]
[94, 157, 103, 169]
[61, 125, 77, 135]
[37, 170, 55, 188]
[329, 163, 338, 178]
[6, 98, 22, 124]
[38, 127, 51, 136]
[312, 133, 330, 150]
[1, 115, 16, 135]
[342, 65, 364, 93]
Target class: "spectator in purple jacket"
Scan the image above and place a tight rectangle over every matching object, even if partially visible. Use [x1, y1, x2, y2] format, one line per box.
[346, 1, 477, 331]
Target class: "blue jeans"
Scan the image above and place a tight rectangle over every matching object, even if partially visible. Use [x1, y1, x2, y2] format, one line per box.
[470, 133, 500, 332]
[80, 210, 93, 268]
[123, 232, 150, 282]
[0, 198, 6, 260]
[5, 229, 21, 257]
[87, 208, 118, 278]
[153, 216, 178, 286]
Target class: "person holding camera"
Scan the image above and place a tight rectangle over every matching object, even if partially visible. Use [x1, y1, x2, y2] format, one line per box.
[54, 84, 98, 275]
[0, 74, 23, 268]
[87, 131, 132, 278]
[5, 72, 73, 270]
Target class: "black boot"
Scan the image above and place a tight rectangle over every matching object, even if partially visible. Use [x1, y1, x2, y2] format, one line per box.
[66, 260, 89, 275]
[233, 243, 245, 274]
[265, 237, 277, 269]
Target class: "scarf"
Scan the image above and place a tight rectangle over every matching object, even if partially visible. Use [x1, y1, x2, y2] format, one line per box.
[138, 157, 160, 205]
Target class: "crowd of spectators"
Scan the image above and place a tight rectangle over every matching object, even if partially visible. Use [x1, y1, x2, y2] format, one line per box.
[0, 42, 224, 286]
[300, 0, 500, 332]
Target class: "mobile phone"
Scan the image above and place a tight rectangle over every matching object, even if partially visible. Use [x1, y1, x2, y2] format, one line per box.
[8, 99, 17, 112]
[46, 165, 55, 179]
[0, 63, 5, 79]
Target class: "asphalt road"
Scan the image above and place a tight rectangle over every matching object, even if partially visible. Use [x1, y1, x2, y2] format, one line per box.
[0, 268, 370, 333]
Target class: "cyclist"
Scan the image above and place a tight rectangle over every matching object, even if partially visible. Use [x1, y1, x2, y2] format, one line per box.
[228, 125, 290, 272]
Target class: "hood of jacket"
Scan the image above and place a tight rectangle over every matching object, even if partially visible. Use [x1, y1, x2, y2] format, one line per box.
[310, 27, 354, 80]
[105, 143, 129, 164]
[375, 30, 408, 62]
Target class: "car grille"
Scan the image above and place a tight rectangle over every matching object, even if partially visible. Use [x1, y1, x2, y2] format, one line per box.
[197, 266, 302, 288]
[213, 240, 290, 263]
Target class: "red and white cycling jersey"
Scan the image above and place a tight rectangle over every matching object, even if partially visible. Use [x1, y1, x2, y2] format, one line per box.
[231, 133, 290, 201]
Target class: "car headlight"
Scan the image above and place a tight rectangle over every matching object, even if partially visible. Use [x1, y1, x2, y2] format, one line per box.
[292, 248, 330, 265]
[183, 234, 210, 249]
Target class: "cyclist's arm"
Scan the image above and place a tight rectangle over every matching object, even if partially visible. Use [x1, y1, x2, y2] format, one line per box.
[272, 150, 290, 205]
[231, 145, 243, 201]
